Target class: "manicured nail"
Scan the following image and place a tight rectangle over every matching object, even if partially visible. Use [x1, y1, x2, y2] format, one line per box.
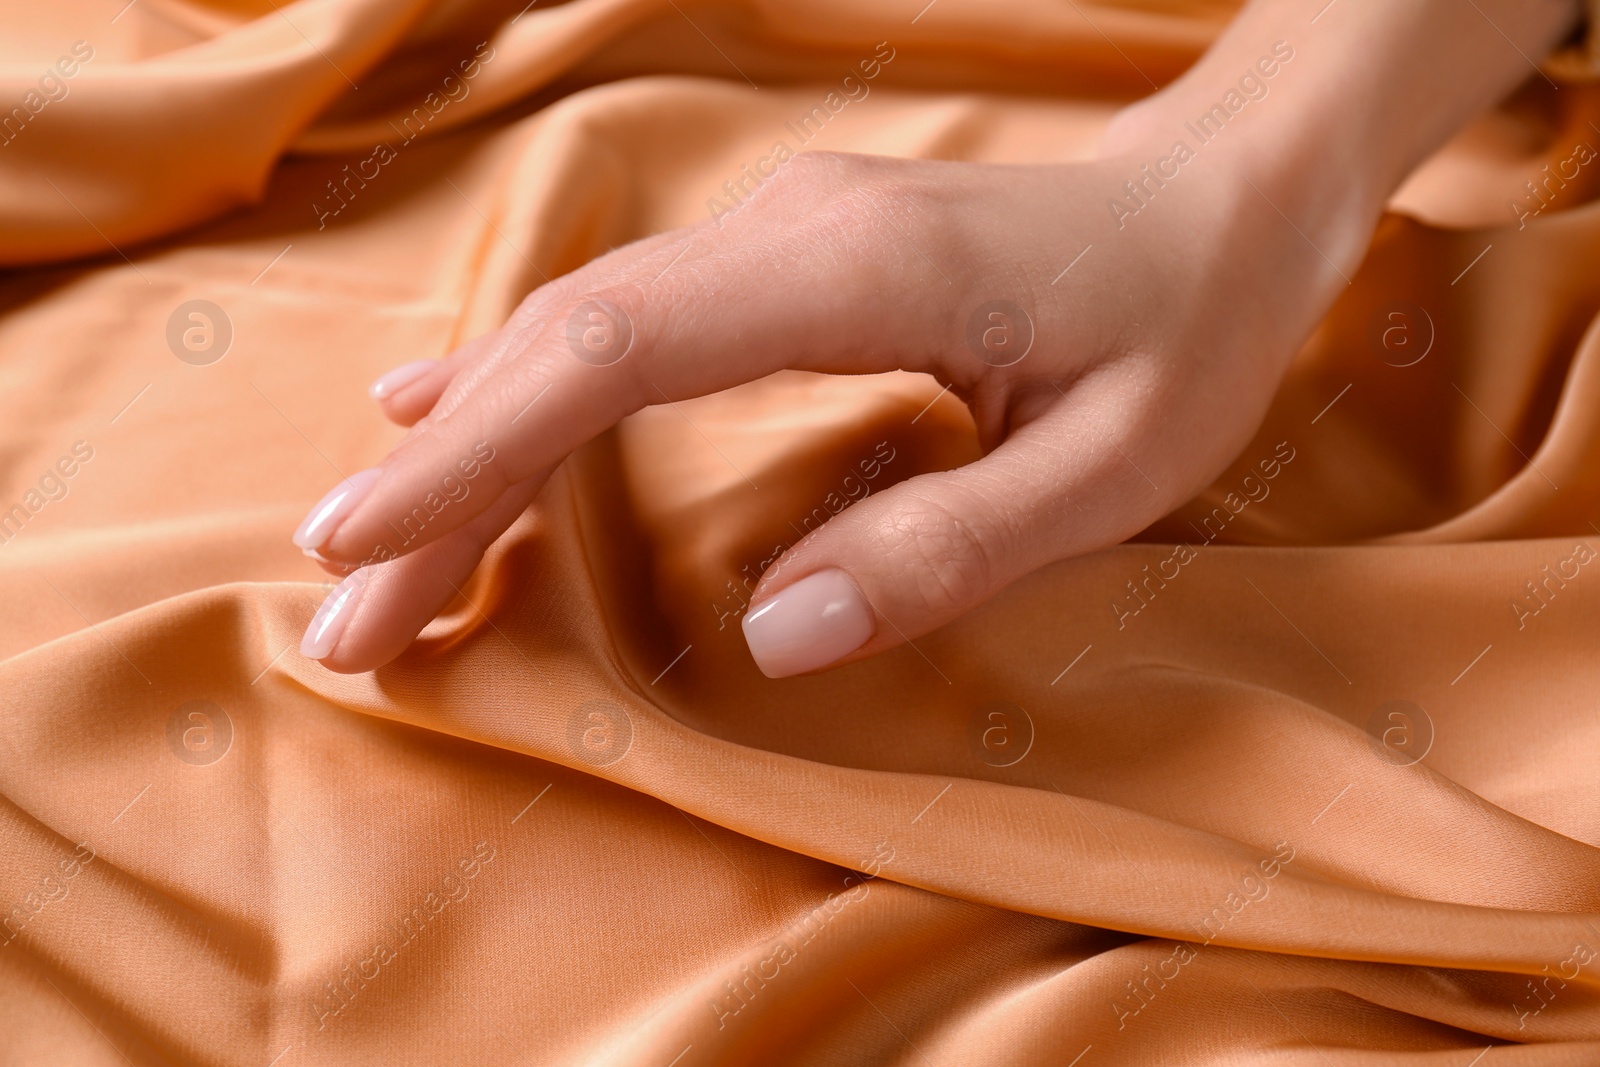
[301, 571, 368, 660]
[742, 569, 875, 678]
[368, 360, 436, 401]
[293, 468, 382, 551]
[303, 548, 359, 576]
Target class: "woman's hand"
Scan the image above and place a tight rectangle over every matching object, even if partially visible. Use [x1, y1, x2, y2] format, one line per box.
[293, 0, 1580, 677]
[294, 144, 1352, 676]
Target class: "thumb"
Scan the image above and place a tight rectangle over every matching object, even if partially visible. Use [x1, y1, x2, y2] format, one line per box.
[739, 462, 1053, 680]
[739, 406, 1158, 679]
[740, 367, 1184, 679]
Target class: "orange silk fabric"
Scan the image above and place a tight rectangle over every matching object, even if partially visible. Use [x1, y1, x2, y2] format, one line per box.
[5, 1, 1600, 1063]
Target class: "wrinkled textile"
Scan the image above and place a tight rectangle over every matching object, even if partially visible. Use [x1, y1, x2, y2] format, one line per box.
[4, 1, 1600, 1064]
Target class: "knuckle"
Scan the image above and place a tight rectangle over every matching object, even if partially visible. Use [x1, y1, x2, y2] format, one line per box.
[871, 488, 1001, 613]
[750, 153, 935, 234]
[751, 162, 958, 304]
[704, 151, 855, 232]
[558, 284, 641, 370]
[764, 150, 860, 199]
[434, 333, 545, 422]
[811, 169, 926, 237]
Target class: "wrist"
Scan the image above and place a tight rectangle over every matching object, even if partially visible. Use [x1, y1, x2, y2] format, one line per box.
[1095, 38, 1382, 281]
[1096, 0, 1584, 275]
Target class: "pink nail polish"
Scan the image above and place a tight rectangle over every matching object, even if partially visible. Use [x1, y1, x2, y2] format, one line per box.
[293, 467, 382, 551]
[368, 360, 436, 401]
[742, 569, 875, 678]
[303, 548, 359, 576]
[301, 571, 368, 660]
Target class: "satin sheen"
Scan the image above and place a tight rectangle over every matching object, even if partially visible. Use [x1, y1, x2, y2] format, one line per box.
[4, 1, 1600, 1063]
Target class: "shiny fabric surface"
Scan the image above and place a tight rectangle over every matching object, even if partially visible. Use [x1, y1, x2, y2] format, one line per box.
[4, 1, 1600, 1063]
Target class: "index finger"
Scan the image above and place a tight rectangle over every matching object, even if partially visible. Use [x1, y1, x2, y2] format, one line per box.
[297, 168, 981, 567]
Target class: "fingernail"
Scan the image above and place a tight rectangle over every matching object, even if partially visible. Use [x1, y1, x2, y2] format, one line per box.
[301, 571, 368, 660]
[293, 467, 382, 551]
[368, 360, 436, 401]
[742, 569, 875, 678]
[303, 548, 359, 577]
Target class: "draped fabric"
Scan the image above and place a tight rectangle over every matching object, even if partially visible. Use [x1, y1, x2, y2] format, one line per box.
[4, 1, 1600, 1063]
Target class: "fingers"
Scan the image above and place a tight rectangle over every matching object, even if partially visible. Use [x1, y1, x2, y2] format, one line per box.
[741, 368, 1178, 678]
[295, 155, 983, 572]
[297, 337, 509, 582]
[295, 153, 1152, 679]
[301, 468, 552, 672]
[369, 332, 499, 427]
[299, 337, 517, 585]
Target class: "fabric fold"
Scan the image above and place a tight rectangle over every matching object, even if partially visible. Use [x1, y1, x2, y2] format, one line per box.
[8, 0, 1600, 1063]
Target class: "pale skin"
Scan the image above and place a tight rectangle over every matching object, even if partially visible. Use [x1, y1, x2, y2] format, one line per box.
[294, 0, 1584, 676]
